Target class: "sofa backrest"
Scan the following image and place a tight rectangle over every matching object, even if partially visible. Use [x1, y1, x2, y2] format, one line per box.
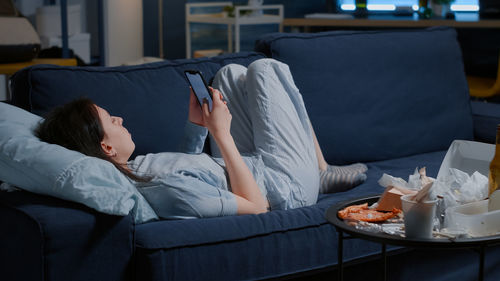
[255, 27, 474, 164]
[10, 52, 265, 157]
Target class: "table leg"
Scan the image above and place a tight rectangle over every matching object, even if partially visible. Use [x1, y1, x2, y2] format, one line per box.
[0, 75, 8, 101]
[185, 22, 191, 58]
[235, 23, 240, 53]
[338, 230, 344, 281]
[227, 24, 233, 53]
[478, 246, 485, 281]
[382, 243, 387, 281]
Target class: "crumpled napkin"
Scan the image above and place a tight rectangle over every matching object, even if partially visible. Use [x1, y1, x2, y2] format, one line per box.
[378, 167, 435, 192]
[431, 168, 488, 211]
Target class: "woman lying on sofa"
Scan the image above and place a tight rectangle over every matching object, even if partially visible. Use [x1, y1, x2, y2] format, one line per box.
[36, 59, 367, 218]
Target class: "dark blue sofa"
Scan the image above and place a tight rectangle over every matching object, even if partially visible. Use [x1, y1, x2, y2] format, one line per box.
[2, 27, 500, 281]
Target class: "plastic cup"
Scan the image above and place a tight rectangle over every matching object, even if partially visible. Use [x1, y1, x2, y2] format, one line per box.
[401, 194, 437, 239]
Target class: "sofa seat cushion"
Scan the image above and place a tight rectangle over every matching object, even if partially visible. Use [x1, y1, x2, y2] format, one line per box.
[255, 27, 473, 164]
[134, 150, 446, 281]
[9, 52, 265, 158]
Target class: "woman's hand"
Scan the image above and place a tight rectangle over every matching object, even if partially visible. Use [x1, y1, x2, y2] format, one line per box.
[201, 88, 232, 141]
[188, 88, 205, 126]
[194, 88, 268, 215]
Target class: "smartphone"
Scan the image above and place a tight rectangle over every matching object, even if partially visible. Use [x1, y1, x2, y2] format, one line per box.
[184, 70, 213, 112]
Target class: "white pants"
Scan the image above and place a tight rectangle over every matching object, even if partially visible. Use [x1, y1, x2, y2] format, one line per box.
[211, 59, 319, 210]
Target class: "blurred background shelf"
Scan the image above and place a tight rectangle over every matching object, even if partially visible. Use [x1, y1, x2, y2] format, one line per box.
[185, 2, 283, 58]
[284, 14, 500, 30]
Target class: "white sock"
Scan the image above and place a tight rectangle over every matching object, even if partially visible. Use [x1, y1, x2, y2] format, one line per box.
[319, 167, 367, 194]
[327, 163, 367, 175]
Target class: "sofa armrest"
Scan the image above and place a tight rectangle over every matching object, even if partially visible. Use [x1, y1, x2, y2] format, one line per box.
[0, 191, 134, 281]
[471, 101, 500, 144]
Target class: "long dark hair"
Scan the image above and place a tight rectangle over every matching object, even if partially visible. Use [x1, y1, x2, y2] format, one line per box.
[35, 98, 149, 182]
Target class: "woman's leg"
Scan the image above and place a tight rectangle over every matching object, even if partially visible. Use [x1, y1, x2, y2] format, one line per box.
[243, 59, 320, 208]
[212, 60, 366, 210]
[237, 59, 367, 195]
[210, 64, 255, 157]
[213, 60, 319, 209]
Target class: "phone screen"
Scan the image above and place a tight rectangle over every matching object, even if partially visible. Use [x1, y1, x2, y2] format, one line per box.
[185, 71, 213, 112]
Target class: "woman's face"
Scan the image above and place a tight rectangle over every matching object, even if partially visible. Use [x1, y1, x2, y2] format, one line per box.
[95, 105, 135, 163]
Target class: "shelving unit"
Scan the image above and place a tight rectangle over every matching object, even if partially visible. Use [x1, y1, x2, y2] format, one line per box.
[185, 2, 283, 58]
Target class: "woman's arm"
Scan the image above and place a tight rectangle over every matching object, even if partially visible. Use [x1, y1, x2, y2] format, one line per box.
[212, 132, 269, 215]
[178, 121, 208, 154]
[191, 88, 268, 215]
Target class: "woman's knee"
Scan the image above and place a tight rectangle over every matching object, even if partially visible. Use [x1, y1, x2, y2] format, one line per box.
[214, 63, 247, 85]
[248, 58, 283, 69]
[247, 59, 293, 84]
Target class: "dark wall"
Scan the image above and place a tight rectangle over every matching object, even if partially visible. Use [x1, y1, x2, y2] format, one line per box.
[143, 0, 328, 59]
[143, 0, 160, 58]
[458, 29, 500, 78]
[143, 0, 499, 79]
[144, 0, 187, 59]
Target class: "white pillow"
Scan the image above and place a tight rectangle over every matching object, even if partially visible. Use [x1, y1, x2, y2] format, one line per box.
[0, 102, 158, 223]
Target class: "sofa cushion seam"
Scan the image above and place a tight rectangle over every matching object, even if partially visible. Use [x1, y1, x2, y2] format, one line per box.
[135, 221, 332, 250]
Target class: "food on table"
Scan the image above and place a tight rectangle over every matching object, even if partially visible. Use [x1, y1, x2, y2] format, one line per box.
[338, 203, 401, 222]
[376, 167, 431, 211]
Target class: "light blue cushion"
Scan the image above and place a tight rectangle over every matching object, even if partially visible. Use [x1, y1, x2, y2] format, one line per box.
[0, 102, 158, 223]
